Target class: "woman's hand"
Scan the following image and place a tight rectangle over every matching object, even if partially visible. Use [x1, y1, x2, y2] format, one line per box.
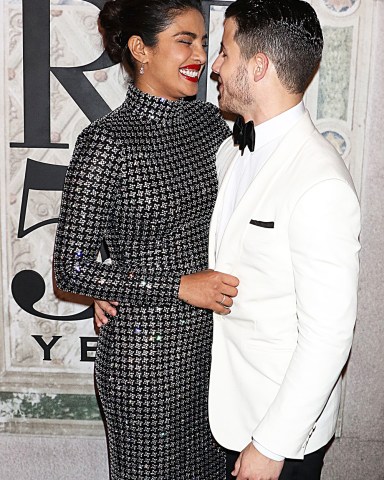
[178, 269, 239, 314]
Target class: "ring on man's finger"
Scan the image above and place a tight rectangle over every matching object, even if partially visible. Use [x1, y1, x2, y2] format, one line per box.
[220, 294, 226, 305]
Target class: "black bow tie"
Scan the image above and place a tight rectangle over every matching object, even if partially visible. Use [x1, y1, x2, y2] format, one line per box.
[233, 116, 255, 155]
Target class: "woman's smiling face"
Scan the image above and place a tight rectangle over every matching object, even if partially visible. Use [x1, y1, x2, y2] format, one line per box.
[136, 8, 207, 101]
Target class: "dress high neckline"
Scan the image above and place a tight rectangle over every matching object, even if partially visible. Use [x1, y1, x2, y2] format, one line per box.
[125, 82, 185, 123]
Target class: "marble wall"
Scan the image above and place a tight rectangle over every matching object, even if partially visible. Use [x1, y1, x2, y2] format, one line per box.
[322, 1, 384, 477]
[1, 0, 126, 436]
[0, 0, 382, 478]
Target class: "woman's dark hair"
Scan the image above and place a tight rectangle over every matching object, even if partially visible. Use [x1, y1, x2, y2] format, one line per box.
[99, 0, 203, 74]
[225, 0, 323, 94]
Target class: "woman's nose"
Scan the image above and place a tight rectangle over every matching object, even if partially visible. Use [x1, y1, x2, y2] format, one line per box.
[193, 43, 207, 66]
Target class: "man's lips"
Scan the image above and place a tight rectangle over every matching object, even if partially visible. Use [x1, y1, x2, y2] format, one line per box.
[179, 64, 202, 83]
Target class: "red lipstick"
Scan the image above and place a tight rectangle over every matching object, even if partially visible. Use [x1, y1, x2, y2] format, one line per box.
[179, 64, 202, 83]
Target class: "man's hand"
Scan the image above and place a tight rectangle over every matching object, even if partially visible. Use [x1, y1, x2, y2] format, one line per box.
[94, 299, 118, 328]
[233, 443, 284, 480]
[178, 269, 239, 315]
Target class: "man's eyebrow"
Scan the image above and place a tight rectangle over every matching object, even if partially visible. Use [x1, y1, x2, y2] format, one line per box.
[173, 31, 208, 40]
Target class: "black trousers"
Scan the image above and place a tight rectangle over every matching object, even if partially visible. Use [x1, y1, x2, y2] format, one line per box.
[225, 445, 327, 480]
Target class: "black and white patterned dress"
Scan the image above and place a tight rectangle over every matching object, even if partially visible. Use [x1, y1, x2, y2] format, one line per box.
[54, 83, 231, 479]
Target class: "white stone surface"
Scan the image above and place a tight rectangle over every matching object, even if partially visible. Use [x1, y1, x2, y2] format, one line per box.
[0, 0, 383, 478]
[0, 434, 109, 480]
[322, 1, 384, 477]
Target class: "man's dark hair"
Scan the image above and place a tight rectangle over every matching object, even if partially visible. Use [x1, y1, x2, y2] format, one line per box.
[225, 0, 323, 94]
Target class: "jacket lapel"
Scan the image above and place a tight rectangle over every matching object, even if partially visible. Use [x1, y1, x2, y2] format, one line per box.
[215, 112, 316, 267]
[209, 139, 241, 268]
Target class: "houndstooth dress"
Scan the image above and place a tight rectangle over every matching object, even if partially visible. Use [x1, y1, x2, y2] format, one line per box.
[54, 83, 231, 479]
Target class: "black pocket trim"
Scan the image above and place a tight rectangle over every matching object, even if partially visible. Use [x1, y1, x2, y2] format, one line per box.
[249, 220, 275, 228]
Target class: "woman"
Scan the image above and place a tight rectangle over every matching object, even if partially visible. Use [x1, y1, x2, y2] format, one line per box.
[54, 0, 238, 478]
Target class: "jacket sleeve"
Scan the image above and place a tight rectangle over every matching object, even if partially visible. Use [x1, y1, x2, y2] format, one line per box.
[252, 178, 361, 458]
[53, 127, 181, 305]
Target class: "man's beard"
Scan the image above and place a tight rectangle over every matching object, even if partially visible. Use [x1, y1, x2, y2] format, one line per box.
[219, 63, 252, 115]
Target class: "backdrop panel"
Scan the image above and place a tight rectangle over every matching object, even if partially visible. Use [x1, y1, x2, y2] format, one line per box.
[0, 0, 374, 436]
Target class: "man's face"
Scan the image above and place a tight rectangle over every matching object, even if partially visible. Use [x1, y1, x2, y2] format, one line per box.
[212, 17, 253, 115]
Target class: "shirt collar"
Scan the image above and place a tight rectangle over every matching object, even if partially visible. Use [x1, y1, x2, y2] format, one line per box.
[253, 101, 305, 151]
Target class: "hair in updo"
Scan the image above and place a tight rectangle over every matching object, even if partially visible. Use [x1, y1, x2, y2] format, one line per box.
[99, 0, 203, 74]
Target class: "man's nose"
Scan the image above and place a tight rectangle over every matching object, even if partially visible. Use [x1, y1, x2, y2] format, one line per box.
[212, 55, 222, 74]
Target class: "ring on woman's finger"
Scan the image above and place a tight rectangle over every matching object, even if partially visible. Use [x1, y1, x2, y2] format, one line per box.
[220, 294, 226, 305]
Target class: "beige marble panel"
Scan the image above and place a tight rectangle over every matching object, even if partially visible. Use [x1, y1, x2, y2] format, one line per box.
[1, 0, 127, 433]
[0, 0, 379, 445]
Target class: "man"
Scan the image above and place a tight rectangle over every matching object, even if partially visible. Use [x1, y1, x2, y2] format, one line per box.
[207, 0, 360, 479]
[95, 0, 360, 478]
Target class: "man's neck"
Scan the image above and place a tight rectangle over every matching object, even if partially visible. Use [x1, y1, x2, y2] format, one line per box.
[243, 93, 303, 126]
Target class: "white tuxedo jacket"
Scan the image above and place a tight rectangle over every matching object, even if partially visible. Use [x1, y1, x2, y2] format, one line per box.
[208, 112, 361, 459]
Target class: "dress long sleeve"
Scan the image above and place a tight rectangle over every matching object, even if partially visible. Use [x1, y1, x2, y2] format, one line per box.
[54, 126, 181, 305]
[54, 87, 230, 307]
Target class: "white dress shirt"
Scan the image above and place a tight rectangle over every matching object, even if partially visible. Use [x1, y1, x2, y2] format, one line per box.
[216, 102, 306, 461]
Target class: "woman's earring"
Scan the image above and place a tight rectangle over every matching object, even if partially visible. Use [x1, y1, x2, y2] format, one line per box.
[139, 63, 144, 75]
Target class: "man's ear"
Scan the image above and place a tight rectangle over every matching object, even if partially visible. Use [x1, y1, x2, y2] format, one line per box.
[251, 52, 269, 82]
[127, 35, 149, 65]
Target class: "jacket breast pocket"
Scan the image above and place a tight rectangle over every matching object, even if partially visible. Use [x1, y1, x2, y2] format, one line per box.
[249, 219, 274, 229]
[241, 219, 279, 259]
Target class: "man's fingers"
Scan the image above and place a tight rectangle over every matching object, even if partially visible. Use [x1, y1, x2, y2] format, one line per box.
[94, 299, 117, 326]
[232, 452, 242, 476]
[95, 299, 117, 316]
[95, 299, 112, 311]
[94, 310, 105, 328]
[94, 312, 108, 326]
[95, 317, 102, 328]
[94, 303, 108, 320]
